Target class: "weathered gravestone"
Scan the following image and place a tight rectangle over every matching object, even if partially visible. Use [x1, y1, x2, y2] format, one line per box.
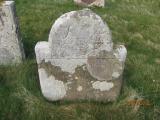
[0, 1, 25, 65]
[74, 0, 105, 7]
[35, 9, 127, 102]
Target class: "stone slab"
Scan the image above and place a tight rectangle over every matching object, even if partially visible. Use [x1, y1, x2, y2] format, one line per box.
[35, 9, 127, 102]
[0, 1, 25, 65]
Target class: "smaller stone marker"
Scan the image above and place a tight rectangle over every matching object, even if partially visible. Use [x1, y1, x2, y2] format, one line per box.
[0, 1, 25, 65]
[35, 9, 127, 102]
[74, 0, 105, 7]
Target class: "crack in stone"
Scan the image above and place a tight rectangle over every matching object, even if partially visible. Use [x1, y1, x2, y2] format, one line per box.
[63, 26, 71, 39]
[0, 9, 4, 26]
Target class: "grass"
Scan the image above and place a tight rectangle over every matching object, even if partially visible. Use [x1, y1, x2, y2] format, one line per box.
[0, 0, 160, 119]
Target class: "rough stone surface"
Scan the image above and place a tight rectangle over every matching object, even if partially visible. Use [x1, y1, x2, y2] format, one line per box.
[0, 1, 25, 65]
[35, 9, 127, 102]
[74, 0, 105, 7]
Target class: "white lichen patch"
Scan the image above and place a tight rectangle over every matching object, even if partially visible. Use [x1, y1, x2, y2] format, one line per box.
[92, 81, 114, 91]
[68, 74, 72, 78]
[75, 76, 79, 80]
[112, 72, 120, 78]
[114, 45, 127, 62]
[38, 68, 66, 101]
[82, 65, 86, 71]
[35, 42, 51, 64]
[77, 86, 83, 92]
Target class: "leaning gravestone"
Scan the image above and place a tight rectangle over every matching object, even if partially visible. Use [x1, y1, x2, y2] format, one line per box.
[35, 9, 127, 102]
[74, 0, 105, 7]
[0, 1, 25, 65]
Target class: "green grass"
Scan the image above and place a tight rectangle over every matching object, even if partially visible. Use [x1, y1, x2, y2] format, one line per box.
[0, 0, 160, 119]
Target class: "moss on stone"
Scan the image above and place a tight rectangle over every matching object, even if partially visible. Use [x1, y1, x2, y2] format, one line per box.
[39, 61, 70, 81]
[0, 0, 4, 5]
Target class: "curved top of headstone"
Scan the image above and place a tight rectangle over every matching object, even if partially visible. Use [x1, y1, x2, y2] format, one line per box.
[47, 9, 113, 73]
[49, 9, 113, 58]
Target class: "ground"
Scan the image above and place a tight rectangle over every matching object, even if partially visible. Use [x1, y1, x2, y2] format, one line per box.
[0, 0, 160, 120]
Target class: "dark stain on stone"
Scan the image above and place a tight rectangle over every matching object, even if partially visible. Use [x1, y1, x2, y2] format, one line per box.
[0, 9, 4, 26]
[73, 65, 97, 81]
[39, 61, 70, 81]
[39, 61, 97, 82]
[87, 50, 123, 81]
[0, 15, 4, 25]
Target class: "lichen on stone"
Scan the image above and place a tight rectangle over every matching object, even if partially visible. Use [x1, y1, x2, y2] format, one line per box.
[87, 50, 123, 81]
[92, 81, 114, 91]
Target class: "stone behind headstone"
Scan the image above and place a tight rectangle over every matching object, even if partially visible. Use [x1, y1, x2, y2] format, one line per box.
[35, 9, 127, 102]
[0, 1, 25, 65]
[74, 0, 105, 7]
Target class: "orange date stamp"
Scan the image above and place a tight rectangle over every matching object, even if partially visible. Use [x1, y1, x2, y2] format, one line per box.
[126, 99, 152, 106]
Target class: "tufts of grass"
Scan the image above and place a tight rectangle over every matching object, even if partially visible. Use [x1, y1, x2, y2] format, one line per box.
[0, 0, 160, 119]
